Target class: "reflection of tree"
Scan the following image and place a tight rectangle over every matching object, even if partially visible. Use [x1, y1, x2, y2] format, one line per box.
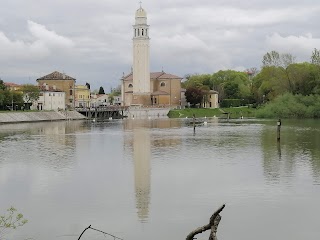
[261, 120, 320, 183]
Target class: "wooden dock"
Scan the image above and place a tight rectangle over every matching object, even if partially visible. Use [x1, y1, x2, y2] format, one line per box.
[75, 106, 129, 119]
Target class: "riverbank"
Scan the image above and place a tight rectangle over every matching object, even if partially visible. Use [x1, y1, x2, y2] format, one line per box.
[0, 111, 86, 124]
[168, 106, 257, 118]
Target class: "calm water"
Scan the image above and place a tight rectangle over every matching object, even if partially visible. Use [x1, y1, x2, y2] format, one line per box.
[0, 118, 320, 240]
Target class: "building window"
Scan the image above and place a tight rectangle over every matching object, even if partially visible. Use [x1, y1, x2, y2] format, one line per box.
[70, 90, 73, 95]
[128, 83, 133, 88]
[160, 82, 166, 87]
[138, 29, 140, 36]
[142, 29, 144, 36]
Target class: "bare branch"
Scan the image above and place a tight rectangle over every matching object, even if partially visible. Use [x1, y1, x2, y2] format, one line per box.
[186, 204, 225, 240]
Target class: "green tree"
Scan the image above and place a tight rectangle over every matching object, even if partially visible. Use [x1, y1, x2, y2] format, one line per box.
[211, 70, 251, 101]
[262, 50, 295, 68]
[0, 207, 28, 239]
[311, 48, 320, 66]
[0, 79, 6, 91]
[108, 95, 114, 105]
[98, 86, 105, 94]
[21, 84, 40, 107]
[183, 74, 212, 89]
[0, 90, 23, 110]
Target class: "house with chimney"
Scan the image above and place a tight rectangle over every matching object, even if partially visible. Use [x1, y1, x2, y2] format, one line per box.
[31, 83, 65, 110]
[37, 71, 76, 109]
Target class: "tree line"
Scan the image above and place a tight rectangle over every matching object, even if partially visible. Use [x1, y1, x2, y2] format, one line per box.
[0, 80, 40, 110]
[183, 48, 320, 110]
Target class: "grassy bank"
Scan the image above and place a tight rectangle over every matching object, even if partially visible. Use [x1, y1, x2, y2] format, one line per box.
[168, 106, 257, 118]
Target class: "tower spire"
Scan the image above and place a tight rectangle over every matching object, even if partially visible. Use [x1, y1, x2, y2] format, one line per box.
[139, 1, 142, 8]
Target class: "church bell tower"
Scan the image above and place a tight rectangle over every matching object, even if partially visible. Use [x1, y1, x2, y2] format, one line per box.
[132, 4, 151, 105]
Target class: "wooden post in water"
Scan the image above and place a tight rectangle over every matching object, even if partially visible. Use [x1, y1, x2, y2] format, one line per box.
[277, 119, 281, 141]
[193, 114, 196, 131]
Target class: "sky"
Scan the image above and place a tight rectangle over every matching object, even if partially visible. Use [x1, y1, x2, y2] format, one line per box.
[0, 0, 319, 91]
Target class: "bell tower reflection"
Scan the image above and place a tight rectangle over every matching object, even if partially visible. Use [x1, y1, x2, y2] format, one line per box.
[133, 127, 151, 222]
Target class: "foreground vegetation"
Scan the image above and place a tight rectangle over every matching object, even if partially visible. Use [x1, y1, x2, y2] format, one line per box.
[170, 93, 320, 119]
[0, 207, 27, 239]
[256, 93, 320, 118]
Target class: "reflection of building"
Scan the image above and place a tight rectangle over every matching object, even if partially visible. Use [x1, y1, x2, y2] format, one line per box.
[133, 128, 151, 221]
[123, 119, 182, 221]
[75, 85, 90, 107]
[37, 71, 76, 108]
[121, 5, 182, 107]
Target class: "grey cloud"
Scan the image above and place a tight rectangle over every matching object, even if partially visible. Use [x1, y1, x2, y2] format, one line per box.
[0, 0, 319, 90]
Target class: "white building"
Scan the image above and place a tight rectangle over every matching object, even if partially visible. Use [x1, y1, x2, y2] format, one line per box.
[31, 84, 65, 110]
[90, 94, 109, 107]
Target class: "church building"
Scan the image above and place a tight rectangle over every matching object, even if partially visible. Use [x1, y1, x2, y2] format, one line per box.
[121, 5, 182, 107]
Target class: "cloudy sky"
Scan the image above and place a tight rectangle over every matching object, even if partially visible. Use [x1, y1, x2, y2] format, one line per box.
[0, 0, 319, 91]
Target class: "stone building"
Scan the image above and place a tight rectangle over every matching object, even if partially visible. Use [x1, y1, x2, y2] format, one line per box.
[122, 71, 182, 106]
[121, 5, 182, 107]
[37, 71, 76, 108]
[75, 85, 90, 108]
[202, 90, 219, 108]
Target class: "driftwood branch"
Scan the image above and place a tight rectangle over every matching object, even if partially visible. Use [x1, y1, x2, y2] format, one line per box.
[186, 204, 225, 240]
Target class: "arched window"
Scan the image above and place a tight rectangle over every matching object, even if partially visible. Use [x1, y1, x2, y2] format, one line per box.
[160, 82, 166, 87]
[142, 29, 144, 36]
[128, 83, 133, 88]
[138, 29, 140, 36]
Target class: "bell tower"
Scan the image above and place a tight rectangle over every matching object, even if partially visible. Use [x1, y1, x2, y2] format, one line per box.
[132, 3, 151, 105]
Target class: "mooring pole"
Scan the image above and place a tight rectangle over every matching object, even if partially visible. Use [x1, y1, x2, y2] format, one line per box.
[193, 114, 196, 131]
[277, 119, 281, 141]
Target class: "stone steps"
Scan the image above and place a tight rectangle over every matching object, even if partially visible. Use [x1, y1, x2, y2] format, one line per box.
[0, 111, 86, 123]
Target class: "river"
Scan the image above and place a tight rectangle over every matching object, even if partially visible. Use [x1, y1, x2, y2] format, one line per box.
[0, 118, 319, 240]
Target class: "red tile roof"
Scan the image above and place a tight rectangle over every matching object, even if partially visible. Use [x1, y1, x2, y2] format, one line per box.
[4, 82, 21, 87]
[123, 71, 182, 81]
[37, 71, 76, 81]
[39, 85, 63, 92]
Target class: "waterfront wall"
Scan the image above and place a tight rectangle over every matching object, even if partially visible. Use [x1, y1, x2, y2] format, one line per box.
[0, 111, 86, 124]
[126, 107, 170, 119]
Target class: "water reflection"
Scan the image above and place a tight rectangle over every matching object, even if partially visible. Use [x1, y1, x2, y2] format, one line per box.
[123, 119, 182, 222]
[261, 120, 320, 184]
[133, 127, 151, 222]
[0, 121, 89, 170]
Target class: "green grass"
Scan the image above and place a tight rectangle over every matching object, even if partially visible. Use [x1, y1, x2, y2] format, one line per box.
[168, 106, 257, 118]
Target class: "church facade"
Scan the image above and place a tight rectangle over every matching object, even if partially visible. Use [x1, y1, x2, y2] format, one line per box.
[121, 5, 182, 107]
